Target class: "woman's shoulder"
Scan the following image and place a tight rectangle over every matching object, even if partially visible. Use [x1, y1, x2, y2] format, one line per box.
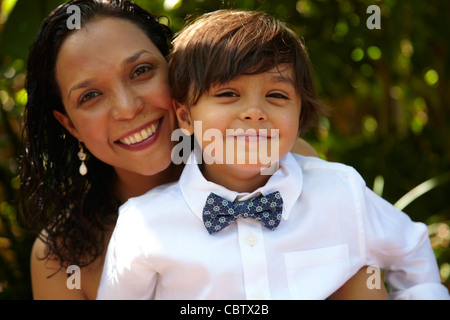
[30, 232, 110, 300]
[31, 236, 85, 299]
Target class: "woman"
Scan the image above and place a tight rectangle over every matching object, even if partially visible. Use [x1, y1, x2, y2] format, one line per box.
[19, 0, 387, 299]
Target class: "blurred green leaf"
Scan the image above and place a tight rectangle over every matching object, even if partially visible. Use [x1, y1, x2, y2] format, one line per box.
[0, 0, 63, 59]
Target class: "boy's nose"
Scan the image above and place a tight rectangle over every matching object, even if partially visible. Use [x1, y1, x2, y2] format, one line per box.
[240, 106, 267, 122]
[239, 97, 268, 122]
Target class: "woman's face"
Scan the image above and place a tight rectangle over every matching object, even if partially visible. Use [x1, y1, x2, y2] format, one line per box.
[55, 17, 176, 176]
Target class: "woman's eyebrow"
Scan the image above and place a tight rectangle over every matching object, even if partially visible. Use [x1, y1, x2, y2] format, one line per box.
[68, 79, 95, 99]
[121, 49, 151, 67]
[67, 50, 153, 99]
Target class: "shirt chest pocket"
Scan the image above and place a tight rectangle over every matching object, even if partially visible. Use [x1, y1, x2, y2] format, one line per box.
[284, 244, 350, 300]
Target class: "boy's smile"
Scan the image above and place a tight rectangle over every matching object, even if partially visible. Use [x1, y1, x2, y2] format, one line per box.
[176, 64, 301, 191]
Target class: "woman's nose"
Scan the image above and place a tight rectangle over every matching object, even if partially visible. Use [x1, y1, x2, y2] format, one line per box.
[111, 88, 143, 120]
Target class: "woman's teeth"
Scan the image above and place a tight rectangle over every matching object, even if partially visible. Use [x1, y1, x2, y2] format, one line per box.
[119, 121, 159, 145]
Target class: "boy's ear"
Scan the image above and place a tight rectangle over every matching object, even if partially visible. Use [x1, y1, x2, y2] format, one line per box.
[173, 101, 194, 135]
[53, 110, 81, 140]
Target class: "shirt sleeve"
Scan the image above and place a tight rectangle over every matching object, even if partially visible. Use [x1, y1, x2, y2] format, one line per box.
[96, 202, 157, 300]
[362, 187, 450, 300]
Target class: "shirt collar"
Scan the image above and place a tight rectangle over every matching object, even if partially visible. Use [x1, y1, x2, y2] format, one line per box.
[179, 152, 303, 221]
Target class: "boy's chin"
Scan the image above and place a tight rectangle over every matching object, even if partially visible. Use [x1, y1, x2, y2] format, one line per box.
[212, 160, 279, 176]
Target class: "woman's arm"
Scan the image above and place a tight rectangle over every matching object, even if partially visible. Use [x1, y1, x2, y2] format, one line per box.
[328, 266, 390, 300]
[31, 232, 110, 300]
[291, 137, 319, 157]
[30, 237, 87, 299]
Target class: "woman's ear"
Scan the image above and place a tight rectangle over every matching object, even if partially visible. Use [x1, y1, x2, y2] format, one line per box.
[173, 101, 194, 135]
[53, 110, 81, 140]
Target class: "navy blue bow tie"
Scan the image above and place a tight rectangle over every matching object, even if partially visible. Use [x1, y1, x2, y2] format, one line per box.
[202, 191, 283, 235]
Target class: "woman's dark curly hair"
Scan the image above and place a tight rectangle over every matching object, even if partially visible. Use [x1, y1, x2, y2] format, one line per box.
[18, 0, 172, 271]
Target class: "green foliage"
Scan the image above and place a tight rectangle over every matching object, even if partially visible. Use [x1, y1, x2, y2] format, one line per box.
[0, 0, 449, 299]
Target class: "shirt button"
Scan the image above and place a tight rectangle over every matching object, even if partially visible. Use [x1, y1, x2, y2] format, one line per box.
[245, 234, 258, 246]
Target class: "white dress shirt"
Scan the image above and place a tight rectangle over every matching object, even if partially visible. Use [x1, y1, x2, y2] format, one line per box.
[97, 152, 449, 300]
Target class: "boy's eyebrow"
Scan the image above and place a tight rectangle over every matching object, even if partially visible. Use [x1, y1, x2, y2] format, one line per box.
[271, 74, 295, 86]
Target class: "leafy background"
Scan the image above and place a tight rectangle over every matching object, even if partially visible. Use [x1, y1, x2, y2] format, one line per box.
[0, 0, 449, 299]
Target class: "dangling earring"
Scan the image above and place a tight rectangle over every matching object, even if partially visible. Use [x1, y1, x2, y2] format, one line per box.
[78, 142, 88, 176]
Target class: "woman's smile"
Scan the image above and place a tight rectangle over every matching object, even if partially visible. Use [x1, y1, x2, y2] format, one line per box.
[116, 118, 162, 150]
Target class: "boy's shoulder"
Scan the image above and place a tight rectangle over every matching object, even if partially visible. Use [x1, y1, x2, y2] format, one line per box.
[288, 153, 365, 185]
[120, 181, 182, 213]
[289, 152, 355, 172]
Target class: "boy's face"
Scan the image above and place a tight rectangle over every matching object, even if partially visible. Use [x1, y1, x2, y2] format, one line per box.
[176, 64, 301, 177]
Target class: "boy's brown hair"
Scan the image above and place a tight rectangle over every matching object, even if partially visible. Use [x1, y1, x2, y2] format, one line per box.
[169, 9, 324, 132]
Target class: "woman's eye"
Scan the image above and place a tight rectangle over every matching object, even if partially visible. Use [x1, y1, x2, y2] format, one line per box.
[79, 91, 100, 105]
[132, 65, 153, 79]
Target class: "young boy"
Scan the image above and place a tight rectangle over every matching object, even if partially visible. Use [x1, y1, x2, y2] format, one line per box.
[97, 10, 449, 300]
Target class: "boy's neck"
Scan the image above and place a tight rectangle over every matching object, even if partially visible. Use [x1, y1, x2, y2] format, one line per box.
[201, 163, 274, 193]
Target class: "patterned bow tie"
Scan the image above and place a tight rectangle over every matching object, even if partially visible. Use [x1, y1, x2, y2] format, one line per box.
[202, 191, 283, 235]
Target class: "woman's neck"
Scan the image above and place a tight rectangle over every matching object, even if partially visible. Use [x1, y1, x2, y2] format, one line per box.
[113, 163, 184, 203]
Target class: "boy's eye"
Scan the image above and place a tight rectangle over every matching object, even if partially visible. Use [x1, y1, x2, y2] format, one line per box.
[267, 92, 289, 99]
[79, 91, 101, 105]
[215, 91, 239, 98]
